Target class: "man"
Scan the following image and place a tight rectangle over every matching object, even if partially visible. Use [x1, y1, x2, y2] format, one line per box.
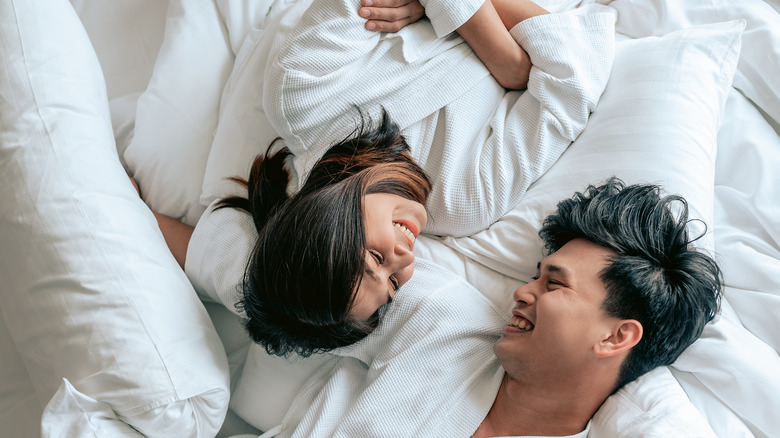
[274, 178, 722, 437]
[477, 178, 722, 436]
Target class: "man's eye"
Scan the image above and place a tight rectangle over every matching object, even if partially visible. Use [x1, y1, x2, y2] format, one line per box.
[370, 250, 384, 265]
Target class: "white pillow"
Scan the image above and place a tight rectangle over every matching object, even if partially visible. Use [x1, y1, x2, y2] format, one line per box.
[671, 303, 780, 438]
[442, 20, 743, 301]
[0, 0, 229, 436]
[592, 367, 717, 436]
[200, 0, 294, 206]
[124, 0, 234, 226]
[714, 89, 780, 351]
[42, 380, 146, 437]
[608, 0, 780, 130]
[217, 0, 278, 55]
[230, 346, 336, 432]
[70, 0, 169, 100]
[0, 312, 41, 437]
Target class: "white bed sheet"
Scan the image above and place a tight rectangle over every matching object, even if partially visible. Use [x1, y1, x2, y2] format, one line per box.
[1, 0, 779, 437]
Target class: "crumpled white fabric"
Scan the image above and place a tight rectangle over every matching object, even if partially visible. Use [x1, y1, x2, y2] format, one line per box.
[42, 379, 145, 437]
[43, 379, 232, 438]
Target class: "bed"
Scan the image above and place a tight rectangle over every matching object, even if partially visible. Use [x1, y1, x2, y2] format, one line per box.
[1, 0, 779, 436]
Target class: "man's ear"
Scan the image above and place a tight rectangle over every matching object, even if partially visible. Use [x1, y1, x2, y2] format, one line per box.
[593, 320, 643, 358]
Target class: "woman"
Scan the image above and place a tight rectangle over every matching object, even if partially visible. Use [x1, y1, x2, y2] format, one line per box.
[152, 0, 613, 359]
[218, 110, 432, 356]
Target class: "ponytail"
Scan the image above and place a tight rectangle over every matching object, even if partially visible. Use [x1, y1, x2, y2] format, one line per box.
[216, 138, 291, 233]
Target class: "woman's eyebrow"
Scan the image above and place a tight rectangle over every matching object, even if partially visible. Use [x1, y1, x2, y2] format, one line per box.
[365, 253, 382, 283]
[365, 268, 381, 283]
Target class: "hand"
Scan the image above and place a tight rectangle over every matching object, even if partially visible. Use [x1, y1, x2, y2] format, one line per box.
[128, 175, 140, 196]
[359, 0, 425, 33]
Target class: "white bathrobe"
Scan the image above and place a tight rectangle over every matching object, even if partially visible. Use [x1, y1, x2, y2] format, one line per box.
[263, 0, 615, 236]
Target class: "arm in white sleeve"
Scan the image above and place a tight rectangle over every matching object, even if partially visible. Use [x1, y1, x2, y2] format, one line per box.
[184, 202, 256, 317]
[420, 0, 484, 37]
[265, 1, 614, 236]
[263, 0, 489, 180]
[422, 12, 616, 236]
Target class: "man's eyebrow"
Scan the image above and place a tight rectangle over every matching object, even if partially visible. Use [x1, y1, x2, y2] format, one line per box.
[538, 261, 572, 278]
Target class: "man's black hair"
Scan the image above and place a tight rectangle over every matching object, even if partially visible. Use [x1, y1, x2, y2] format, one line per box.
[539, 177, 722, 391]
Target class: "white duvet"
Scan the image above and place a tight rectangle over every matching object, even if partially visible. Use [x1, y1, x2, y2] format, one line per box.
[1, 0, 779, 437]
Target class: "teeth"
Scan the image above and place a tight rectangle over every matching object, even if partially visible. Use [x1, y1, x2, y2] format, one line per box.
[509, 315, 533, 331]
[394, 222, 416, 244]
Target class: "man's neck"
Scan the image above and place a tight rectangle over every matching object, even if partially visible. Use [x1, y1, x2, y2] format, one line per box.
[473, 372, 608, 438]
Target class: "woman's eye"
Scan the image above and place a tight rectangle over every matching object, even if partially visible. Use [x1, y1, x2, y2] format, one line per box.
[370, 250, 384, 265]
[389, 275, 399, 291]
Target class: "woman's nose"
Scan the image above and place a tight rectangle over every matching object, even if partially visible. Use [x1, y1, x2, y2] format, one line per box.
[393, 240, 415, 265]
[391, 243, 415, 287]
[394, 263, 415, 289]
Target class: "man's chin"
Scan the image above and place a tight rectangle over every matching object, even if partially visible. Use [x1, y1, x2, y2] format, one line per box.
[492, 336, 512, 361]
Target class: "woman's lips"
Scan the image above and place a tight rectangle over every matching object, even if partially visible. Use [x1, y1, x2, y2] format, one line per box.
[393, 220, 418, 248]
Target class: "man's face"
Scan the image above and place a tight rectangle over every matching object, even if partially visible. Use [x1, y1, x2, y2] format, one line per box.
[494, 238, 620, 381]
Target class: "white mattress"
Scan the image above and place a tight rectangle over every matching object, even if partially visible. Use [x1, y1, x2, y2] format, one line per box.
[1, 0, 779, 436]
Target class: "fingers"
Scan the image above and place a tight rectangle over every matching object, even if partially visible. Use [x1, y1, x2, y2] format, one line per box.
[362, 0, 413, 8]
[359, 0, 425, 33]
[363, 14, 414, 32]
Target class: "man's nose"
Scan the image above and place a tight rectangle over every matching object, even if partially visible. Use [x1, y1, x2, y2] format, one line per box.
[512, 280, 539, 305]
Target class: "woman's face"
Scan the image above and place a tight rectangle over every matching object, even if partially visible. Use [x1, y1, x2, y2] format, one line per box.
[351, 193, 428, 320]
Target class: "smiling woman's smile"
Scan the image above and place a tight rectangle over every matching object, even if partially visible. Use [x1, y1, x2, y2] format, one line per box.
[349, 193, 428, 320]
[393, 220, 417, 248]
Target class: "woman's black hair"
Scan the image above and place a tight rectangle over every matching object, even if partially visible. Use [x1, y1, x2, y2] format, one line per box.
[538, 177, 723, 391]
[218, 109, 431, 357]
